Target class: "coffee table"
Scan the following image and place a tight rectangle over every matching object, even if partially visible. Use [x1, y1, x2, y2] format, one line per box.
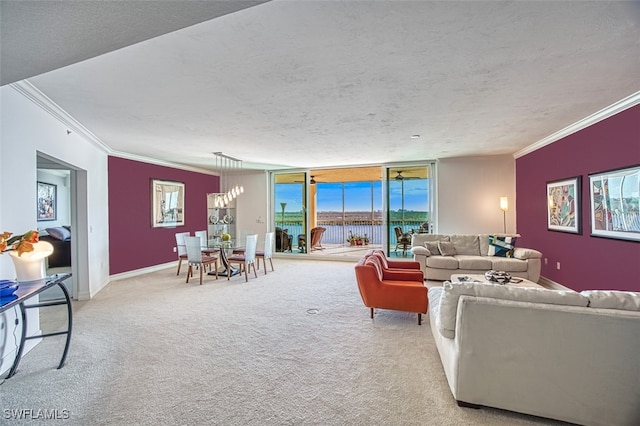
[451, 273, 544, 289]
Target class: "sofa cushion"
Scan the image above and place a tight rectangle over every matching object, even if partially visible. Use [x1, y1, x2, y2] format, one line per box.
[45, 226, 71, 241]
[426, 256, 459, 270]
[490, 257, 529, 272]
[438, 281, 588, 339]
[412, 234, 450, 248]
[424, 241, 440, 255]
[457, 255, 493, 270]
[581, 290, 640, 311]
[487, 235, 517, 257]
[450, 235, 480, 255]
[438, 241, 457, 256]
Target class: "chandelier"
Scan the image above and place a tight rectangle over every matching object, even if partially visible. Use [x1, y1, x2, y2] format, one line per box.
[213, 152, 244, 207]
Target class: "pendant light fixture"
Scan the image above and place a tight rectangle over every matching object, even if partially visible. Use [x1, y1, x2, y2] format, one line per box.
[213, 152, 245, 207]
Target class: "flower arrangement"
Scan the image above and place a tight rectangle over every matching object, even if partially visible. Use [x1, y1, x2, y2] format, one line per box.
[0, 230, 39, 256]
[347, 231, 369, 245]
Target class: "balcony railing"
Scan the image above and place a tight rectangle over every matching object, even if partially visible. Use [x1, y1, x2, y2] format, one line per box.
[276, 219, 427, 246]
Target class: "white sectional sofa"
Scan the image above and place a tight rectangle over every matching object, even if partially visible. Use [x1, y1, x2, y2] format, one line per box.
[428, 281, 640, 426]
[411, 233, 542, 282]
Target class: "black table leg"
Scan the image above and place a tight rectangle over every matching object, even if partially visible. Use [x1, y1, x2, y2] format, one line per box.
[6, 302, 28, 378]
[5, 279, 73, 378]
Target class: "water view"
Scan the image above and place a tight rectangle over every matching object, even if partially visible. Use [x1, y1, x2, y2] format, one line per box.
[276, 210, 429, 246]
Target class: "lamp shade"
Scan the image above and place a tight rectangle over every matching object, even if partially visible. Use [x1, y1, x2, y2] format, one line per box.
[9, 241, 54, 281]
[500, 196, 509, 211]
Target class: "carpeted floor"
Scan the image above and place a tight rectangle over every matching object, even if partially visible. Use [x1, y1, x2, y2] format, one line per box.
[0, 259, 569, 425]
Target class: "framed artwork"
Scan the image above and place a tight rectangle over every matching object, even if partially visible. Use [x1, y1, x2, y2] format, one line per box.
[589, 165, 640, 242]
[37, 181, 57, 221]
[151, 179, 185, 228]
[547, 177, 581, 234]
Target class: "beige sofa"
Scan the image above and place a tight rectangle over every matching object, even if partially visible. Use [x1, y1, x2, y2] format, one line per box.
[410, 233, 542, 282]
[428, 282, 640, 426]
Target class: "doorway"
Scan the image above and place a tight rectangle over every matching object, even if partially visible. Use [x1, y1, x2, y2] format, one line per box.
[36, 153, 88, 301]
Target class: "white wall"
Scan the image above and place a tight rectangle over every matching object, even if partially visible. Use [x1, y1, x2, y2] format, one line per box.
[1, 84, 110, 296]
[1, 83, 111, 374]
[437, 155, 516, 234]
[234, 170, 270, 245]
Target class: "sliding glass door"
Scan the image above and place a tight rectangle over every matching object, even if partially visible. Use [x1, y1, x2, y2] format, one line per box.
[273, 172, 307, 254]
[387, 165, 432, 257]
[316, 180, 383, 247]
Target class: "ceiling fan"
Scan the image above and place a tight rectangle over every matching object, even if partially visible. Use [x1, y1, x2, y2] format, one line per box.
[394, 170, 420, 180]
[293, 175, 318, 184]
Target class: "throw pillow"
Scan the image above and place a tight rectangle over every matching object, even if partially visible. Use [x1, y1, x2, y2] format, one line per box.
[488, 235, 517, 257]
[438, 241, 457, 256]
[45, 226, 71, 241]
[424, 241, 440, 255]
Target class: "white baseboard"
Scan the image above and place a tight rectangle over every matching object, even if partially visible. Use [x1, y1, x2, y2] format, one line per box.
[109, 261, 176, 282]
[539, 276, 572, 291]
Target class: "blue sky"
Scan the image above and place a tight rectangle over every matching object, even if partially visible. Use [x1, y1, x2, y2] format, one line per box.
[275, 180, 429, 212]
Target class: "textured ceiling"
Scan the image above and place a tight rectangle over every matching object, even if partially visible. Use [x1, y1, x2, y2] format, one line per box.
[3, 1, 640, 172]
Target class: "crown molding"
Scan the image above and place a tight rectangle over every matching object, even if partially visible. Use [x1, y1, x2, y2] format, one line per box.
[514, 91, 640, 159]
[10, 80, 111, 153]
[10, 81, 218, 176]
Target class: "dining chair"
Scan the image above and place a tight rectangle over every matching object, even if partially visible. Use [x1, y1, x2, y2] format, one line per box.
[185, 236, 218, 285]
[256, 232, 275, 274]
[195, 230, 208, 250]
[175, 231, 190, 275]
[226, 234, 258, 282]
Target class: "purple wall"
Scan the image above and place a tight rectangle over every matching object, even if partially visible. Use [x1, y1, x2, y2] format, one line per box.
[516, 105, 640, 292]
[108, 156, 218, 275]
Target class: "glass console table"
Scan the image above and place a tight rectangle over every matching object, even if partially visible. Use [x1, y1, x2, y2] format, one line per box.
[0, 273, 73, 379]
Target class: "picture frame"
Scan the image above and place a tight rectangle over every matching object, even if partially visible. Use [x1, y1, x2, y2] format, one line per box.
[37, 181, 57, 221]
[547, 176, 581, 234]
[589, 165, 640, 242]
[151, 179, 185, 228]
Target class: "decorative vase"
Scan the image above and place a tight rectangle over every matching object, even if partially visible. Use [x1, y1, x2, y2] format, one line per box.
[8, 241, 54, 282]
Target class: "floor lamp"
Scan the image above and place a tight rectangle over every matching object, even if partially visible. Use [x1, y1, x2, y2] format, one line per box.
[500, 197, 508, 233]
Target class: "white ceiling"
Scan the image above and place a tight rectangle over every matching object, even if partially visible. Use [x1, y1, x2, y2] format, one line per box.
[3, 0, 640, 172]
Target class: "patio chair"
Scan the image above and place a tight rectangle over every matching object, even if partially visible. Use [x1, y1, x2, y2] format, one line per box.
[310, 227, 326, 251]
[394, 226, 412, 256]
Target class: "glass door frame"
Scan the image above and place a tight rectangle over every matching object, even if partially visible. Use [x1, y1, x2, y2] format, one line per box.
[271, 171, 308, 255]
[384, 162, 436, 257]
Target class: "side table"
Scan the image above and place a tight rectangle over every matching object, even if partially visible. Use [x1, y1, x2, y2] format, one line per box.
[0, 273, 73, 379]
